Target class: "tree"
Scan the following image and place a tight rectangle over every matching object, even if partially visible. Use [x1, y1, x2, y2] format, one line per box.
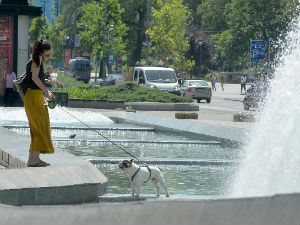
[213, 0, 300, 71]
[186, 26, 215, 76]
[29, 17, 49, 44]
[78, 0, 128, 67]
[196, 0, 231, 32]
[183, 0, 203, 28]
[119, 0, 148, 66]
[46, 15, 67, 64]
[148, 0, 194, 76]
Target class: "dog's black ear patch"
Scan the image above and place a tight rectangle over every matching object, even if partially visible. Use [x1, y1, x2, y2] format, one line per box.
[123, 160, 131, 168]
[130, 159, 134, 164]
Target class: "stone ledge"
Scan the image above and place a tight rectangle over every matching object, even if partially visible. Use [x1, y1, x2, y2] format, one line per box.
[0, 149, 27, 169]
[0, 126, 108, 206]
[0, 193, 299, 225]
[68, 99, 199, 111]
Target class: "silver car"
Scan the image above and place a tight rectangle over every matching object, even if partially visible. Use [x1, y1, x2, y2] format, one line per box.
[179, 80, 212, 103]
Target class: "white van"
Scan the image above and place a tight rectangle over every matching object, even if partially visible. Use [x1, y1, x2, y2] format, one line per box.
[132, 67, 180, 95]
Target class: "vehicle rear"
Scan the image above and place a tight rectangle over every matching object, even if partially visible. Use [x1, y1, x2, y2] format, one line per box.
[66, 58, 91, 83]
[100, 74, 126, 86]
[180, 80, 212, 103]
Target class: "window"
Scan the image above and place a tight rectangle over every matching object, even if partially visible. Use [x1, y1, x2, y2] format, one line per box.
[133, 70, 139, 81]
[189, 81, 208, 87]
[182, 80, 188, 87]
[144, 70, 177, 83]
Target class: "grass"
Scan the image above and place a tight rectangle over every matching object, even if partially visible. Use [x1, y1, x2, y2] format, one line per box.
[54, 72, 193, 103]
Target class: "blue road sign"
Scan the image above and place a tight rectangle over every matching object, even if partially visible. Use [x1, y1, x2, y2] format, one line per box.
[250, 40, 265, 63]
[108, 54, 114, 66]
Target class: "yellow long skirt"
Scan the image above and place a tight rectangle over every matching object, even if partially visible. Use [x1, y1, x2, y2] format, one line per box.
[24, 89, 54, 154]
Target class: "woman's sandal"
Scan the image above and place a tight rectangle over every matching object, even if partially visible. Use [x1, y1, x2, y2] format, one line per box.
[39, 160, 51, 166]
[28, 161, 49, 167]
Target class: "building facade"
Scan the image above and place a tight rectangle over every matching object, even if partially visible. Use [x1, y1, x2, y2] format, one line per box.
[0, 0, 42, 97]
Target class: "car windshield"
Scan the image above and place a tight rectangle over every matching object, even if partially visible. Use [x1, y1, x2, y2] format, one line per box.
[106, 75, 123, 81]
[189, 81, 208, 87]
[145, 70, 177, 83]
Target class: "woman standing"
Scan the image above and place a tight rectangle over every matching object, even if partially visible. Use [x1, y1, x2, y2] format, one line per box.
[24, 38, 54, 167]
[211, 73, 217, 91]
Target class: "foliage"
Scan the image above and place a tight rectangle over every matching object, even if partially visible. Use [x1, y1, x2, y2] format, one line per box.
[29, 17, 49, 44]
[119, 0, 148, 66]
[185, 26, 215, 76]
[196, 0, 230, 32]
[45, 15, 67, 63]
[78, 0, 128, 62]
[57, 0, 90, 36]
[36, 0, 300, 76]
[183, 0, 203, 27]
[148, 0, 194, 75]
[55, 73, 192, 103]
[213, 0, 300, 71]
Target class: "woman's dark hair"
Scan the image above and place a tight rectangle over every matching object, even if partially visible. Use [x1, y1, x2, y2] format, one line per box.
[32, 38, 51, 66]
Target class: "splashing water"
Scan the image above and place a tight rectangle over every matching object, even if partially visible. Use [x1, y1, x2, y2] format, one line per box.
[231, 17, 300, 197]
[0, 106, 113, 124]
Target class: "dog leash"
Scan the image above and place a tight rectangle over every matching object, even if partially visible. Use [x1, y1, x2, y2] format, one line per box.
[47, 98, 140, 161]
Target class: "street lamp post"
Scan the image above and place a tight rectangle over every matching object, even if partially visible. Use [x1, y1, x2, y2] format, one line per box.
[99, 0, 108, 79]
[108, 25, 114, 74]
[73, 0, 77, 58]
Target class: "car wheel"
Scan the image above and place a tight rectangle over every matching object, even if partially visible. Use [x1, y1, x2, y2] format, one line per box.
[206, 98, 211, 103]
[197, 98, 201, 103]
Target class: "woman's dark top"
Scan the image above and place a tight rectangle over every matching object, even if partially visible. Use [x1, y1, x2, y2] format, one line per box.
[24, 60, 45, 91]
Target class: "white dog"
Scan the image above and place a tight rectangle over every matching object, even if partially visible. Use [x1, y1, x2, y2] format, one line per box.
[118, 159, 169, 198]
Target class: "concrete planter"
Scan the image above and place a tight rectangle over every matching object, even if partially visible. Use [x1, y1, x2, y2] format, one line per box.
[233, 113, 254, 122]
[68, 98, 199, 111]
[175, 112, 198, 119]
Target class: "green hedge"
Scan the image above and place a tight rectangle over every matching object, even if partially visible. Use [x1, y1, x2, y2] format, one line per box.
[54, 73, 192, 103]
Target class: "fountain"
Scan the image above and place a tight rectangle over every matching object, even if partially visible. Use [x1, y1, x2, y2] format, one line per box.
[231, 15, 300, 197]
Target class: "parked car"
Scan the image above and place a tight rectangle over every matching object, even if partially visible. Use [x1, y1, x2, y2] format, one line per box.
[132, 67, 180, 95]
[64, 57, 91, 83]
[100, 74, 127, 86]
[179, 80, 212, 103]
[243, 81, 268, 110]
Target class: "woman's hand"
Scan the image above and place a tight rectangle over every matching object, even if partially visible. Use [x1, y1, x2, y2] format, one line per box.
[46, 90, 54, 100]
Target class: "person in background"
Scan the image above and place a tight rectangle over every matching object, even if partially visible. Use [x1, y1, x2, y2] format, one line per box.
[45, 65, 64, 90]
[4, 66, 16, 106]
[211, 73, 217, 91]
[241, 74, 247, 94]
[220, 73, 226, 91]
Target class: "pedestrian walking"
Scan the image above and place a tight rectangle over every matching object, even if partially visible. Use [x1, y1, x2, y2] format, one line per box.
[24, 38, 54, 167]
[4, 66, 16, 106]
[220, 73, 226, 91]
[210, 73, 217, 91]
[240, 74, 247, 94]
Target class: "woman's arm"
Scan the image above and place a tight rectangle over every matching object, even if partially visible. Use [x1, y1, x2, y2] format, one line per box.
[55, 79, 64, 87]
[31, 62, 54, 99]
